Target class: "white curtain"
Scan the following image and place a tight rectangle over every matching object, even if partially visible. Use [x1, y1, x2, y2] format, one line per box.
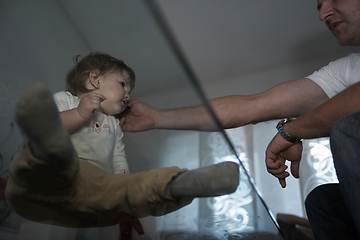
[216, 121, 338, 220]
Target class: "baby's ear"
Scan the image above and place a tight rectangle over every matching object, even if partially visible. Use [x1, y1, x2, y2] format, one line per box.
[88, 71, 101, 89]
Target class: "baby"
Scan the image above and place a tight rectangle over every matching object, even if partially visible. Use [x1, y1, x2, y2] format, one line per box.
[5, 52, 239, 229]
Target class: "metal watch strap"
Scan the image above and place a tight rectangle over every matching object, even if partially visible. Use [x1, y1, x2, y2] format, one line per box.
[276, 118, 301, 143]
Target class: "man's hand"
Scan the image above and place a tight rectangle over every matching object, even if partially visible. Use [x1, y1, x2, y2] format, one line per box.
[265, 133, 303, 188]
[77, 93, 106, 121]
[119, 100, 156, 132]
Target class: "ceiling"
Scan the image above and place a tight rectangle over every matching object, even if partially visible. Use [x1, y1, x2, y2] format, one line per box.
[1, 0, 360, 108]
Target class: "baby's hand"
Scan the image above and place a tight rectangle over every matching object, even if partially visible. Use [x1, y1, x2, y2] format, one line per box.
[77, 93, 106, 120]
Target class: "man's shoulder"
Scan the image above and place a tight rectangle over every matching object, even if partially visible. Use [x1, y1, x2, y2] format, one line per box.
[346, 52, 360, 59]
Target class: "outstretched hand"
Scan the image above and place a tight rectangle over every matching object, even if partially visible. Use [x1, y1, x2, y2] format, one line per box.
[265, 133, 303, 188]
[119, 100, 156, 132]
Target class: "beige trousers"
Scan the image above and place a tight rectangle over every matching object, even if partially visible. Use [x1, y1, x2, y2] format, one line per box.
[5, 141, 191, 228]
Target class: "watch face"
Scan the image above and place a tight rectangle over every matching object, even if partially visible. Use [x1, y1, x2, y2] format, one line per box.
[284, 118, 294, 123]
[276, 119, 300, 143]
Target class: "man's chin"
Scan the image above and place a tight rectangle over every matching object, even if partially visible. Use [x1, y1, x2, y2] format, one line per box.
[337, 40, 347, 46]
[335, 36, 349, 46]
[335, 33, 360, 46]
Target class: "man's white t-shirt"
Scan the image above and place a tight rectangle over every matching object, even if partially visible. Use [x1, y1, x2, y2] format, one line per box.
[307, 53, 360, 98]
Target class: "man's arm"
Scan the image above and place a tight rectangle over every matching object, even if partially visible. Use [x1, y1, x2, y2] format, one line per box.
[283, 81, 360, 139]
[121, 78, 329, 131]
[266, 81, 360, 187]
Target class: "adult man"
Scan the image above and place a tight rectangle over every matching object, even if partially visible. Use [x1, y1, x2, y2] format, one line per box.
[121, 0, 360, 239]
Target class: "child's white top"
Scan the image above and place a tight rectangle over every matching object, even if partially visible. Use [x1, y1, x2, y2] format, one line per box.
[54, 91, 129, 175]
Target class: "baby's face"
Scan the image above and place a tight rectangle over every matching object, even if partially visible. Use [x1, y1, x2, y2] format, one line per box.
[94, 71, 131, 116]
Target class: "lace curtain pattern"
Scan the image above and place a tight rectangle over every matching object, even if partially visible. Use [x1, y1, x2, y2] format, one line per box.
[205, 124, 338, 220]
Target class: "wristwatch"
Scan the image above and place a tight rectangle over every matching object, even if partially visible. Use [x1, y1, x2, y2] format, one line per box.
[276, 118, 301, 143]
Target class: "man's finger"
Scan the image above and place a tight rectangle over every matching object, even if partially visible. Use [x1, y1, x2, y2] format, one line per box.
[279, 179, 287, 188]
[290, 161, 300, 178]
